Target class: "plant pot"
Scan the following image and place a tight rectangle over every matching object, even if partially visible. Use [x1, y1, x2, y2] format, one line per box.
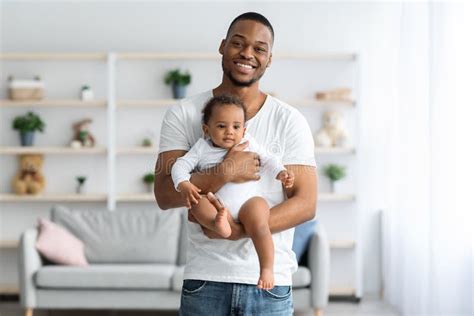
[172, 84, 187, 99]
[76, 184, 85, 194]
[20, 131, 35, 146]
[146, 183, 153, 193]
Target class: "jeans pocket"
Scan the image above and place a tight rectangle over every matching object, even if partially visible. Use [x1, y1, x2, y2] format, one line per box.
[182, 279, 207, 294]
[263, 286, 292, 300]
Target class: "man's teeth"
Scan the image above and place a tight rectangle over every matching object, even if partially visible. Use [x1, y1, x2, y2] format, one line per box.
[237, 63, 252, 69]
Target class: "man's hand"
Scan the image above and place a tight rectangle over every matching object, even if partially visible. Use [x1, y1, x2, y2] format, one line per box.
[199, 192, 246, 241]
[277, 170, 295, 189]
[222, 141, 261, 183]
[177, 181, 202, 209]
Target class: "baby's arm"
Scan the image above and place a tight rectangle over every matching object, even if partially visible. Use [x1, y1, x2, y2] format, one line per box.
[171, 140, 204, 208]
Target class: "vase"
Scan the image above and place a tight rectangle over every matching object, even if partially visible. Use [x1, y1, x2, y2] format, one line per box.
[172, 84, 186, 99]
[146, 183, 153, 193]
[20, 131, 34, 146]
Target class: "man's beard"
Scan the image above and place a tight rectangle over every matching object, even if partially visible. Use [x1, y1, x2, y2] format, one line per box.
[222, 61, 265, 87]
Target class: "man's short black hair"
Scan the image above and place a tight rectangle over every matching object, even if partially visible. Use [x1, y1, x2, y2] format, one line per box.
[226, 12, 274, 43]
[202, 94, 247, 125]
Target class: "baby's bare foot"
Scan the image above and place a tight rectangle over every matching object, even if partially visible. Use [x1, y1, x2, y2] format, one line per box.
[257, 268, 274, 290]
[214, 205, 231, 238]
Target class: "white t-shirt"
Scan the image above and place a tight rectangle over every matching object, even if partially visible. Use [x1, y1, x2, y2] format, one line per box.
[159, 90, 316, 285]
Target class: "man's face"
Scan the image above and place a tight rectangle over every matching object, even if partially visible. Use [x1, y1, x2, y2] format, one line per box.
[219, 20, 273, 87]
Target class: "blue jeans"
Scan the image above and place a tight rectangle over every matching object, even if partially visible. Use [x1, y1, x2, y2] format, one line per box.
[179, 280, 293, 316]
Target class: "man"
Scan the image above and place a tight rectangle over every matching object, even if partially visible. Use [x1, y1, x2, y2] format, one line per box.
[155, 12, 318, 315]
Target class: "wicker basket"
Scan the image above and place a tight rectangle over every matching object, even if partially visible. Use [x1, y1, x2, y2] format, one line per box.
[7, 78, 45, 101]
[8, 87, 44, 101]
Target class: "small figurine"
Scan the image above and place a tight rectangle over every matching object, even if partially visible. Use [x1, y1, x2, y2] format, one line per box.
[70, 118, 96, 148]
[315, 111, 348, 147]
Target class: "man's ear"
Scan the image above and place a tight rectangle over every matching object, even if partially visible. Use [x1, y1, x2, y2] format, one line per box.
[219, 39, 226, 55]
[266, 53, 272, 68]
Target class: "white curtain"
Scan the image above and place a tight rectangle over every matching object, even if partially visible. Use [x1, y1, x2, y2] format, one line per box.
[381, 2, 473, 316]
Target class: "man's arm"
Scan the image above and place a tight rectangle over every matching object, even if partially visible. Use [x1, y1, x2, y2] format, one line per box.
[154, 143, 261, 210]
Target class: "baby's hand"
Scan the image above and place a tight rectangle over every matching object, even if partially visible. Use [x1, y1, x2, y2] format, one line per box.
[277, 170, 295, 189]
[177, 181, 202, 209]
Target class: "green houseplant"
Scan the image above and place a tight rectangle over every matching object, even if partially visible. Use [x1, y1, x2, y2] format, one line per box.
[323, 164, 346, 193]
[164, 69, 191, 99]
[12, 111, 45, 146]
[143, 172, 155, 193]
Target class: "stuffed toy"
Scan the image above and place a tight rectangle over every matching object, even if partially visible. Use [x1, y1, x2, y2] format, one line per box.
[315, 110, 348, 147]
[12, 154, 46, 195]
[70, 118, 95, 148]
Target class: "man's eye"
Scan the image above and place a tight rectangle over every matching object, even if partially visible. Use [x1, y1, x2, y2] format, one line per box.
[256, 47, 266, 53]
[232, 41, 242, 47]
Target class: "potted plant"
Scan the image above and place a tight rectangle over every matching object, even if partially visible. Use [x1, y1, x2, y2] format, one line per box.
[12, 111, 45, 146]
[164, 69, 191, 99]
[323, 164, 346, 193]
[76, 176, 87, 194]
[80, 85, 94, 101]
[143, 172, 155, 193]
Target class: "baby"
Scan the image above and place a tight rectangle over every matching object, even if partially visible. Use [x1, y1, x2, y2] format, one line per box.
[171, 94, 294, 290]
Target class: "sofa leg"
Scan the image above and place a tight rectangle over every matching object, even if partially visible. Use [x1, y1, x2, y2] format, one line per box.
[314, 309, 323, 316]
[25, 308, 33, 316]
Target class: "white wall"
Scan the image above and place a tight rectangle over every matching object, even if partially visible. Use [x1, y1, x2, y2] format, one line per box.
[0, 1, 405, 296]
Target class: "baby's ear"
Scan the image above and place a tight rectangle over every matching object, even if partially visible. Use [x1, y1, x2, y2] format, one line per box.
[243, 127, 247, 136]
[202, 124, 209, 136]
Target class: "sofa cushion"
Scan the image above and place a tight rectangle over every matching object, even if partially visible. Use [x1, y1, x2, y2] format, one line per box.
[35, 264, 175, 290]
[170, 265, 311, 292]
[35, 218, 88, 266]
[51, 205, 181, 264]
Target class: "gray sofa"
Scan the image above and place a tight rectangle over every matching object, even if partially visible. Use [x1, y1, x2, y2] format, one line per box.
[19, 205, 330, 316]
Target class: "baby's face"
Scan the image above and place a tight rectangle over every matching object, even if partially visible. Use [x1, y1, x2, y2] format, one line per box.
[203, 104, 245, 149]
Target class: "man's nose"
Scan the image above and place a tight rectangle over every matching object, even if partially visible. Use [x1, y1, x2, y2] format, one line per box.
[239, 45, 253, 59]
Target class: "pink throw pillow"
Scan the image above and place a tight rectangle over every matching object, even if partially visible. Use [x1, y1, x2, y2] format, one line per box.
[35, 218, 88, 266]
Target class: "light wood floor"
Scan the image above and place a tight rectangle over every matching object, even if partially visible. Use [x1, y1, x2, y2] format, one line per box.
[0, 299, 399, 316]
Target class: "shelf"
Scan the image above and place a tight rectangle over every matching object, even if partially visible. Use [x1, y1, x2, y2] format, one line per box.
[0, 99, 107, 107]
[0, 53, 107, 60]
[289, 98, 355, 107]
[0, 284, 19, 295]
[116, 193, 155, 202]
[0, 146, 107, 155]
[0, 240, 18, 249]
[117, 52, 356, 61]
[116, 147, 158, 155]
[330, 240, 356, 249]
[315, 146, 355, 155]
[117, 99, 178, 107]
[0, 193, 107, 202]
[318, 193, 355, 202]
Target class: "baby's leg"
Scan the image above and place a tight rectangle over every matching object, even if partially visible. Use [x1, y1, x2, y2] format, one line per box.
[191, 196, 231, 238]
[238, 197, 274, 290]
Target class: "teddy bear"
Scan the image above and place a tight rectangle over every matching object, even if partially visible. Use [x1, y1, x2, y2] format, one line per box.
[12, 154, 46, 195]
[314, 110, 348, 147]
[70, 118, 96, 148]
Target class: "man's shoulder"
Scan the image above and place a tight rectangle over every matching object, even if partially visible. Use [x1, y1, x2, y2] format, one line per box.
[265, 95, 304, 121]
[175, 90, 213, 110]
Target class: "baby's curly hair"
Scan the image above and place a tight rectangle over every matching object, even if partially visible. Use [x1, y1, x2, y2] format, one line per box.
[202, 94, 247, 124]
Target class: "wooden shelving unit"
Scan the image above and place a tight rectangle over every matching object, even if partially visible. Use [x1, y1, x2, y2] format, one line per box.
[0, 146, 107, 155]
[0, 50, 362, 301]
[0, 99, 107, 107]
[117, 99, 178, 107]
[0, 193, 107, 202]
[0, 53, 106, 60]
[0, 284, 19, 295]
[116, 147, 158, 155]
[0, 240, 18, 249]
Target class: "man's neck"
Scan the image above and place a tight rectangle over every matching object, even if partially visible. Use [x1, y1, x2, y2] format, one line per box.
[213, 83, 267, 120]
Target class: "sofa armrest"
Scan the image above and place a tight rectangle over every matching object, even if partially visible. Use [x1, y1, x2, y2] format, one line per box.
[307, 222, 330, 308]
[19, 228, 42, 308]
